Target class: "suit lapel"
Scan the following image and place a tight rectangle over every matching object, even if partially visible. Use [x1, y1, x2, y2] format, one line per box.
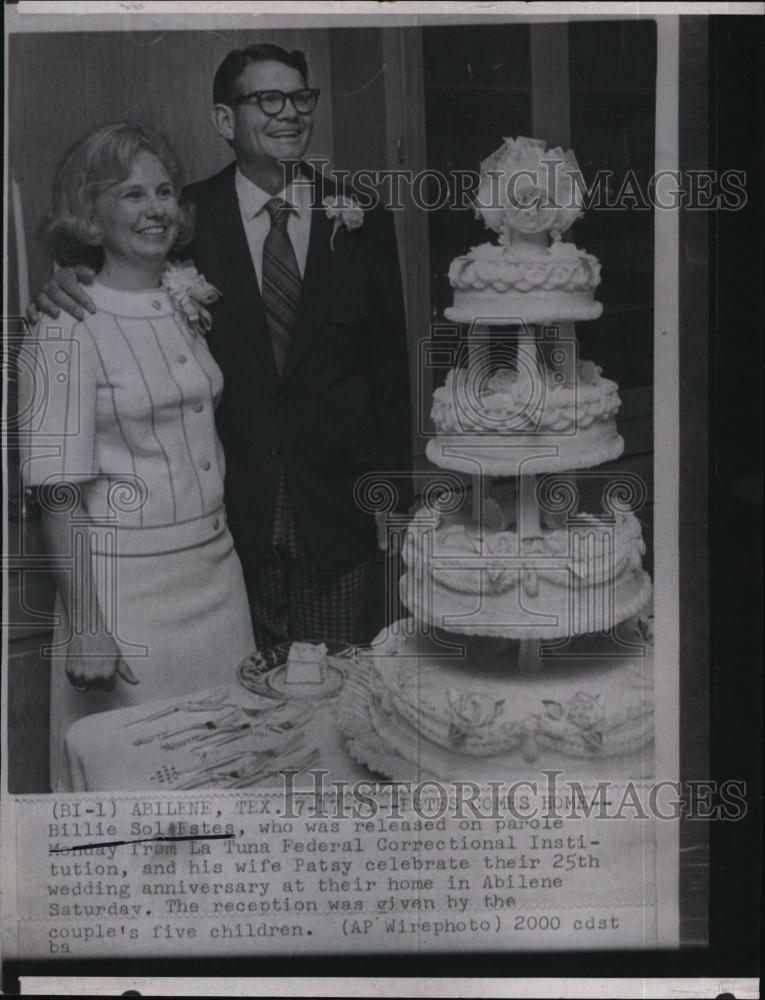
[281, 178, 359, 382]
[195, 165, 277, 380]
[192, 164, 358, 383]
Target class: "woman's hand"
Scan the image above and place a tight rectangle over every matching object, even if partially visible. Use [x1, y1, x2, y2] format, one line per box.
[41, 505, 139, 693]
[66, 631, 140, 693]
[27, 265, 97, 325]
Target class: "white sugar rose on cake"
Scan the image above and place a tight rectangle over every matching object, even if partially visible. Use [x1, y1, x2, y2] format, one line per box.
[447, 136, 602, 325]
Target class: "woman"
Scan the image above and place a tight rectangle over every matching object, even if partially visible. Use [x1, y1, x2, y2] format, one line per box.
[20, 122, 256, 790]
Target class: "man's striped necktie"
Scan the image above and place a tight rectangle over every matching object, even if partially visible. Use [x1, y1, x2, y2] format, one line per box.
[261, 198, 302, 375]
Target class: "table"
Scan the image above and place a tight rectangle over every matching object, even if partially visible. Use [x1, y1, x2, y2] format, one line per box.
[64, 653, 371, 792]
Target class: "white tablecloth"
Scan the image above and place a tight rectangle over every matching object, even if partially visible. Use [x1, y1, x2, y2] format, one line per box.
[64, 674, 370, 792]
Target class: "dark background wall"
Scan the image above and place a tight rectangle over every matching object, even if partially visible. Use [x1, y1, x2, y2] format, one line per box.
[422, 20, 656, 393]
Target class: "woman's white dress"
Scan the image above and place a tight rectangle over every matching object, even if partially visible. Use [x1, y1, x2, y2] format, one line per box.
[20, 282, 255, 790]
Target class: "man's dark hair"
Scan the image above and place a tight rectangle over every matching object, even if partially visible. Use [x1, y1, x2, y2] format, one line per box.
[213, 44, 309, 106]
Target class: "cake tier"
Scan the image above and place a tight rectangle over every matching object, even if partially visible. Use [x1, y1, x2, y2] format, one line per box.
[426, 428, 624, 476]
[432, 365, 621, 435]
[447, 241, 602, 324]
[401, 564, 652, 640]
[446, 294, 601, 325]
[428, 362, 624, 475]
[403, 508, 646, 595]
[342, 623, 654, 779]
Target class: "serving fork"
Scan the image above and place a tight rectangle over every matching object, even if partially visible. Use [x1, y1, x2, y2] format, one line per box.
[171, 733, 307, 789]
[133, 709, 239, 746]
[125, 688, 282, 728]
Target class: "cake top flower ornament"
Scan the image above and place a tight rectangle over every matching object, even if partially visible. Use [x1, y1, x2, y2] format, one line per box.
[475, 136, 584, 242]
[161, 261, 219, 336]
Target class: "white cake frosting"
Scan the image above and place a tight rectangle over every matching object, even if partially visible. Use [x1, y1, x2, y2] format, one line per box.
[362, 626, 654, 769]
[334, 137, 654, 782]
[400, 504, 651, 640]
[404, 507, 646, 594]
[432, 361, 620, 434]
[447, 237, 602, 325]
[429, 137, 622, 474]
[446, 136, 602, 324]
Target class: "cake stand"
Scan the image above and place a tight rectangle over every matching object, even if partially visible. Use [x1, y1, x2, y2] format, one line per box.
[410, 315, 650, 671]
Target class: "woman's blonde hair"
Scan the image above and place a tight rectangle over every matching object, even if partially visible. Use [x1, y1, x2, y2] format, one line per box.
[45, 121, 194, 268]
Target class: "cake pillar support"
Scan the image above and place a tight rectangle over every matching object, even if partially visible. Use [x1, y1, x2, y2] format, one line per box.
[467, 323, 490, 373]
[517, 467, 542, 671]
[467, 324, 492, 525]
[471, 476, 482, 523]
[516, 324, 541, 391]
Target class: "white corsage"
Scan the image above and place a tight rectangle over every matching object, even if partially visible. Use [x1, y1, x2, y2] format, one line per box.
[323, 195, 364, 251]
[161, 261, 219, 336]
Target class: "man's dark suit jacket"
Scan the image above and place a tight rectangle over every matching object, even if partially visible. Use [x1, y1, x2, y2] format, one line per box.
[182, 162, 413, 580]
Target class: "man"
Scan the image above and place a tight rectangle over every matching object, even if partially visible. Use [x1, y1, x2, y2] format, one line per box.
[31, 43, 413, 647]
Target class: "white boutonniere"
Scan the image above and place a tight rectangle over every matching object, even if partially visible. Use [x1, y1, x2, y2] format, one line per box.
[161, 261, 220, 336]
[323, 195, 364, 251]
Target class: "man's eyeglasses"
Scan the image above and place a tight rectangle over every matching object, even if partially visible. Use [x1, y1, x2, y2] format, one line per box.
[231, 88, 320, 116]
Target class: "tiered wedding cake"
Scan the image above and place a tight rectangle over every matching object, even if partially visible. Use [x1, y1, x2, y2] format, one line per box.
[338, 138, 654, 780]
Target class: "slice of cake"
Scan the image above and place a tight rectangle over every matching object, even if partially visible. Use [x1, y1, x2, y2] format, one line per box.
[285, 642, 328, 685]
